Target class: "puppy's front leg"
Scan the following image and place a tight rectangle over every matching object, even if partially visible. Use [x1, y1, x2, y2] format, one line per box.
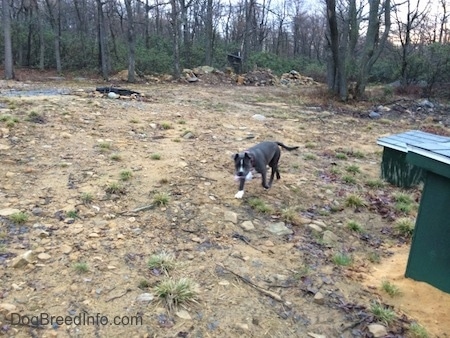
[235, 178, 245, 199]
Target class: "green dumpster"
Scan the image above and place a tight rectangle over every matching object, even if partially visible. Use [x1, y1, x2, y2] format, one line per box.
[405, 142, 450, 293]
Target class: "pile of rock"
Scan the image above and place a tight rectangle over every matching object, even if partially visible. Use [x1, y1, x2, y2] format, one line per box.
[112, 67, 318, 87]
[182, 66, 225, 83]
[235, 69, 278, 86]
[280, 70, 318, 86]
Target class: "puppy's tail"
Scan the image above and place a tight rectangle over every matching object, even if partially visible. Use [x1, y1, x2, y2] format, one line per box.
[276, 142, 299, 151]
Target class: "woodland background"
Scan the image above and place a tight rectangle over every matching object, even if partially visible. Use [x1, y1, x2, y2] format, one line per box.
[1, 0, 450, 99]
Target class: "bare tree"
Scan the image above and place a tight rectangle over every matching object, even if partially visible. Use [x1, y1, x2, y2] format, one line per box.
[74, 0, 89, 68]
[205, 0, 214, 65]
[326, 0, 391, 100]
[171, 0, 181, 78]
[37, 0, 45, 70]
[125, 0, 136, 82]
[242, 0, 256, 71]
[96, 0, 109, 80]
[180, 0, 195, 66]
[438, 0, 449, 43]
[393, 0, 429, 86]
[274, 0, 288, 56]
[2, 0, 14, 79]
[325, 0, 343, 98]
[355, 0, 391, 97]
[45, 0, 62, 73]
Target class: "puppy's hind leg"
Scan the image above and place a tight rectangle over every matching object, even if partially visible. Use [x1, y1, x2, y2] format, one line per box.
[269, 150, 281, 184]
[260, 170, 270, 189]
[273, 165, 281, 180]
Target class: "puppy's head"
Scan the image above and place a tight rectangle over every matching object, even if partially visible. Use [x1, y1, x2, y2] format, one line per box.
[233, 152, 252, 178]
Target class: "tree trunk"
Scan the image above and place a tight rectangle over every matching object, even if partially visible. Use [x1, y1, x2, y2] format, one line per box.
[438, 0, 447, 44]
[145, 0, 151, 49]
[180, 0, 191, 67]
[38, 1, 45, 70]
[45, 0, 62, 73]
[2, 0, 14, 79]
[26, 7, 32, 67]
[97, 0, 109, 80]
[355, 0, 391, 97]
[325, 0, 339, 94]
[205, 0, 213, 65]
[125, 0, 136, 82]
[242, 0, 255, 72]
[170, 0, 181, 79]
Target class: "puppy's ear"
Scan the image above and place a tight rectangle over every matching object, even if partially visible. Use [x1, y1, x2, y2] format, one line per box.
[244, 152, 251, 159]
[233, 153, 239, 160]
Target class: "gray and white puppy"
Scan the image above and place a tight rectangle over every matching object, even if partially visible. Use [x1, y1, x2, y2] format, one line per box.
[233, 141, 299, 198]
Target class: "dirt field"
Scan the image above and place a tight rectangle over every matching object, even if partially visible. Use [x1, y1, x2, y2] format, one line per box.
[1, 73, 449, 338]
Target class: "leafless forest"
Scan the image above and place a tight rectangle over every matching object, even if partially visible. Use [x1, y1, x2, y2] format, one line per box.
[1, 0, 450, 99]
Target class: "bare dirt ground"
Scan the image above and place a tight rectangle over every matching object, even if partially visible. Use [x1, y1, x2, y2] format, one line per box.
[1, 70, 450, 338]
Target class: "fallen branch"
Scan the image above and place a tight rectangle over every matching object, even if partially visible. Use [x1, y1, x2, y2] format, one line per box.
[217, 264, 286, 304]
[232, 233, 267, 253]
[106, 288, 132, 302]
[119, 204, 155, 215]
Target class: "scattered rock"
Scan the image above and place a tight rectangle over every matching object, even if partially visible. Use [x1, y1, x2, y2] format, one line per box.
[240, 220, 255, 231]
[35, 229, 50, 238]
[108, 92, 120, 99]
[298, 216, 311, 225]
[369, 111, 381, 119]
[183, 131, 195, 139]
[224, 210, 238, 224]
[306, 223, 323, 233]
[136, 293, 154, 303]
[307, 333, 326, 338]
[0, 303, 17, 313]
[61, 132, 72, 138]
[0, 208, 21, 216]
[236, 323, 249, 331]
[263, 240, 274, 247]
[312, 220, 327, 228]
[267, 222, 293, 236]
[187, 76, 198, 83]
[60, 244, 72, 254]
[11, 250, 34, 268]
[37, 253, 51, 261]
[368, 323, 388, 337]
[252, 114, 266, 121]
[322, 230, 339, 245]
[176, 309, 192, 320]
[313, 292, 325, 305]
[377, 105, 391, 112]
[11, 283, 23, 290]
[419, 99, 434, 109]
